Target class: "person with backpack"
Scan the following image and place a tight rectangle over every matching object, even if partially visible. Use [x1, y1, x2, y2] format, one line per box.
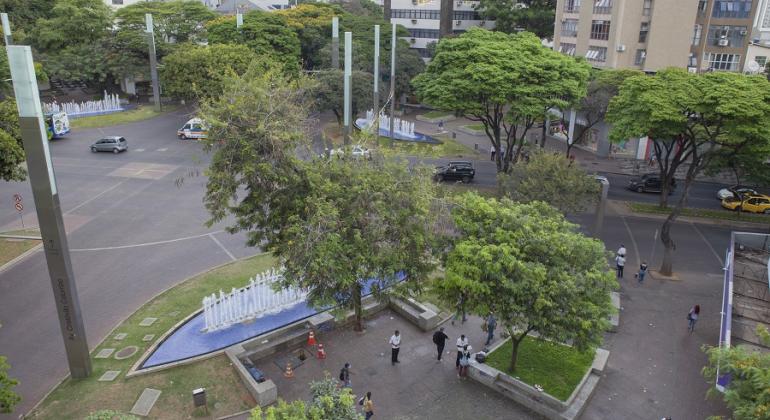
[432, 327, 449, 362]
[484, 312, 497, 346]
[457, 345, 472, 378]
[339, 362, 351, 388]
[455, 334, 469, 368]
[687, 305, 700, 333]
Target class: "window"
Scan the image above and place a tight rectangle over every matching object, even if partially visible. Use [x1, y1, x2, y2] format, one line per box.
[408, 29, 440, 39]
[560, 42, 576, 56]
[763, 2, 770, 28]
[454, 11, 482, 20]
[590, 20, 611, 40]
[635, 49, 646, 65]
[756, 56, 768, 67]
[564, 0, 581, 13]
[593, 0, 611, 14]
[642, 0, 652, 16]
[416, 48, 433, 59]
[698, 0, 707, 15]
[712, 1, 752, 19]
[707, 25, 747, 48]
[391, 9, 441, 19]
[692, 24, 702, 46]
[561, 19, 579, 37]
[639, 22, 649, 42]
[585, 46, 607, 62]
[689, 53, 697, 67]
[706, 53, 741, 71]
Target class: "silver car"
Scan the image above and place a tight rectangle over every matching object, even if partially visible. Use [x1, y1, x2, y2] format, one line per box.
[90, 136, 127, 154]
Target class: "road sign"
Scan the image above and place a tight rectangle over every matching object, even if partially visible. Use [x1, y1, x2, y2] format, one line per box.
[15, 202, 23, 212]
[13, 193, 22, 203]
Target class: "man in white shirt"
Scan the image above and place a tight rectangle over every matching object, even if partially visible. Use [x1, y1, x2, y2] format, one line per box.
[389, 330, 401, 365]
[455, 334, 469, 368]
[617, 244, 626, 257]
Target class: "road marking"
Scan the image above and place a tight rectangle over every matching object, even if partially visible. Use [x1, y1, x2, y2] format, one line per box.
[156, 148, 168, 152]
[620, 215, 641, 264]
[70, 231, 223, 252]
[689, 222, 724, 267]
[64, 180, 127, 215]
[135, 148, 145, 152]
[208, 233, 237, 261]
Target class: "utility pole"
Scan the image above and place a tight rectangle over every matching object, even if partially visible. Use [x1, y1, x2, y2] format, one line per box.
[389, 23, 396, 145]
[1, 13, 11, 45]
[145, 14, 162, 112]
[6, 45, 92, 378]
[373, 24, 380, 135]
[343, 31, 352, 145]
[332, 17, 339, 69]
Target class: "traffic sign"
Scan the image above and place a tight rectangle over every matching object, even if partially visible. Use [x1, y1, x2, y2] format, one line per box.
[15, 202, 23, 212]
[13, 193, 22, 203]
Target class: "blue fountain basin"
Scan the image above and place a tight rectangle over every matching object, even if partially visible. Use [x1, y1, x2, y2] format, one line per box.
[354, 119, 442, 144]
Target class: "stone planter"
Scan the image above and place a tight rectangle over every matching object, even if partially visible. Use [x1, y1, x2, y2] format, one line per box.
[458, 125, 486, 136]
[416, 113, 456, 124]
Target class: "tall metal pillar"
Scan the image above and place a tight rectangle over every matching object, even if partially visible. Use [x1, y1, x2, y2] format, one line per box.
[332, 17, 340, 70]
[1, 13, 11, 45]
[373, 25, 380, 135]
[592, 176, 610, 238]
[439, 0, 453, 39]
[6, 45, 92, 378]
[567, 108, 576, 146]
[389, 23, 396, 145]
[145, 14, 162, 112]
[343, 32, 352, 145]
[236, 12, 243, 28]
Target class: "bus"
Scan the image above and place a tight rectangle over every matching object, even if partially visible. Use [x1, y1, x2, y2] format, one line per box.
[46, 112, 70, 139]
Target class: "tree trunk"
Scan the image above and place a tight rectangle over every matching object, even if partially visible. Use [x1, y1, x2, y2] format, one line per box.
[659, 166, 698, 276]
[509, 330, 526, 372]
[540, 119, 547, 148]
[566, 142, 574, 160]
[353, 283, 364, 332]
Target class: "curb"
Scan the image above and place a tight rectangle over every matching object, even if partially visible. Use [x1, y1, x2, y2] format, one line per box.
[0, 242, 42, 275]
[609, 200, 770, 229]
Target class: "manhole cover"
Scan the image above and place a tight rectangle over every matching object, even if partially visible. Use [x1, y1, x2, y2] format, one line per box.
[114, 346, 139, 360]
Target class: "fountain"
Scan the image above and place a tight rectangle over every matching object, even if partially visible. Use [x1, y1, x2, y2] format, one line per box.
[202, 268, 307, 332]
[43, 91, 125, 118]
[355, 109, 441, 144]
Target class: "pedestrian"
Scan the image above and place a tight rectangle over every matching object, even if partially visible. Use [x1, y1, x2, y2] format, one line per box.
[490, 145, 496, 161]
[457, 345, 472, 378]
[636, 261, 648, 284]
[687, 305, 700, 333]
[432, 327, 449, 362]
[339, 362, 351, 388]
[456, 334, 469, 368]
[451, 293, 467, 325]
[617, 244, 626, 257]
[362, 391, 374, 419]
[389, 330, 401, 365]
[484, 312, 497, 346]
[615, 253, 626, 279]
[438, 120, 444, 132]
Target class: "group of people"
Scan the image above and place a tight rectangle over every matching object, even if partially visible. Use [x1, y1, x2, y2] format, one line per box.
[338, 363, 374, 419]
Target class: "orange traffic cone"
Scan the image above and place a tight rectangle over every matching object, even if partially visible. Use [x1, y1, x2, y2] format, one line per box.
[307, 331, 317, 346]
[316, 343, 326, 359]
[284, 362, 294, 378]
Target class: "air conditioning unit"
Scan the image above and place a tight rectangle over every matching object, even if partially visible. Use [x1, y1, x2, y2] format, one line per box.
[410, 38, 416, 43]
[616, 44, 626, 52]
[412, 0, 418, 4]
[640, 51, 646, 58]
[455, 20, 462, 26]
[739, 29, 748, 36]
[412, 19, 418, 24]
[456, 1, 462, 6]
[718, 38, 729, 46]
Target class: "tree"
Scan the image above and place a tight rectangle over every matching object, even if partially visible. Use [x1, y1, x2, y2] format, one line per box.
[440, 193, 614, 371]
[273, 157, 437, 332]
[276, 3, 341, 69]
[249, 375, 361, 419]
[314, 69, 376, 126]
[498, 150, 599, 214]
[0, 0, 55, 36]
[476, 0, 556, 39]
[607, 69, 770, 276]
[413, 28, 589, 173]
[31, 0, 112, 51]
[160, 44, 258, 100]
[0, 320, 20, 414]
[206, 12, 301, 72]
[114, 0, 216, 44]
[702, 326, 770, 420]
[0, 100, 26, 182]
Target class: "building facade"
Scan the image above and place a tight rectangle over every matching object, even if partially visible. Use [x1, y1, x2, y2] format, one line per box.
[554, 0, 760, 72]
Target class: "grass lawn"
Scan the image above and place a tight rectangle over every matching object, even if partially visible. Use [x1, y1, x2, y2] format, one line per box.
[628, 202, 770, 224]
[69, 105, 180, 129]
[464, 123, 485, 131]
[28, 253, 277, 420]
[486, 337, 595, 401]
[422, 110, 453, 119]
[0, 228, 41, 267]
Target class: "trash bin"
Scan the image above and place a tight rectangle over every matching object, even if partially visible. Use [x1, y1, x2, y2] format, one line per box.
[192, 388, 206, 408]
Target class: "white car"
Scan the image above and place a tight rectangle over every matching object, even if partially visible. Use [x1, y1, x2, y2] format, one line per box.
[716, 185, 758, 200]
[330, 145, 371, 159]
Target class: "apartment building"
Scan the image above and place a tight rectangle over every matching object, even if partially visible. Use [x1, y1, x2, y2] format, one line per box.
[554, 0, 759, 72]
[389, 0, 493, 59]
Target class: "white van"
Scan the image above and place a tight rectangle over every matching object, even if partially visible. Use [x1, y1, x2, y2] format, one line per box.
[177, 118, 208, 140]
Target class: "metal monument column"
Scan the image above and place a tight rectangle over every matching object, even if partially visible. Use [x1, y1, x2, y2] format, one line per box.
[373, 25, 380, 134]
[1, 13, 11, 45]
[343, 31, 352, 145]
[236, 12, 243, 28]
[6, 45, 92, 378]
[332, 17, 340, 69]
[145, 14, 162, 112]
[389, 23, 396, 144]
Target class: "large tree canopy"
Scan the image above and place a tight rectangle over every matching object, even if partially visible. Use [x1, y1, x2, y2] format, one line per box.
[114, 0, 216, 44]
[0, 100, 26, 182]
[314, 69, 376, 126]
[31, 0, 112, 51]
[476, 0, 556, 38]
[413, 28, 589, 172]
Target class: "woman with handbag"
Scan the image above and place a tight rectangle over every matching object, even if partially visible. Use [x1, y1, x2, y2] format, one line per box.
[362, 391, 374, 419]
[458, 345, 471, 378]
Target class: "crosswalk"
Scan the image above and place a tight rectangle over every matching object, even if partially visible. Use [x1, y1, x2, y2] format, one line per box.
[132, 148, 169, 152]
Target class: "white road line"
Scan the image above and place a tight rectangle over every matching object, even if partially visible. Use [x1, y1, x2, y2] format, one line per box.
[689, 222, 724, 267]
[70, 231, 223, 252]
[208, 233, 236, 261]
[156, 148, 168, 152]
[135, 148, 145, 152]
[64, 180, 127, 215]
[621, 215, 641, 264]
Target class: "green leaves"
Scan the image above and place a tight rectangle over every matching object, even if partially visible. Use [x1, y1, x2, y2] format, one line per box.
[0, 100, 26, 182]
[476, 0, 556, 38]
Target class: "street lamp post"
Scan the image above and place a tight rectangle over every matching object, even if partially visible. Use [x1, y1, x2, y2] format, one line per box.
[6, 45, 92, 378]
[145, 14, 162, 112]
[1, 13, 11, 45]
[373, 25, 380, 135]
[389, 23, 396, 145]
[343, 31, 352, 145]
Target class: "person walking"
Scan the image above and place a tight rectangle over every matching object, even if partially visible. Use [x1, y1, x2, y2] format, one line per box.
[617, 244, 626, 257]
[457, 345, 472, 378]
[485, 312, 497, 346]
[615, 253, 626, 279]
[389, 330, 401, 365]
[432, 327, 449, 362]
[687, 305, 700, 333]
[339, 362, 351, 388]
[451, 293, 467, 325]
[636, 261, 648, 284]
[490, 145, 496, 161]
[362, 391, 374, 419]
[455, 334, 469, 368]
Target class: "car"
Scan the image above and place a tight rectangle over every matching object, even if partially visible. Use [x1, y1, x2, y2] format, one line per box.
[434, 161, 475, 183]
[721, 194, 770, 214]
[330, 145, 371, 159]
[628, 173, 676, 193]
[716, 185, 759, 200]
[177, 118, 208, 140]
[90, 136, 127, 154]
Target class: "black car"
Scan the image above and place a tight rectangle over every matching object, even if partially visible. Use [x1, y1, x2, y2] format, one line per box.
[628, 173, 676, 193]
[434, 161, 475, 183]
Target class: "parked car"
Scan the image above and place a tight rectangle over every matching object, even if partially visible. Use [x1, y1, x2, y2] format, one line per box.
[330, 145, 371, 159]
[721, 194, 770, 214]
[434, 161, 475, 183]
[90, 136, 127, 154]
[627, 174, 676, 193]
[716, 185, 759, 200]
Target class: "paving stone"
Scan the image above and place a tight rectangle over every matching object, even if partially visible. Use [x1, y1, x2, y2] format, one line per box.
[139, 317, 158, 327]
[130, 388, 161, 417]
[95, 348, 115, 359]
[98, 370, 121, 382]
[142, 334, 156, 342]
[114, 333, 127, 340]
